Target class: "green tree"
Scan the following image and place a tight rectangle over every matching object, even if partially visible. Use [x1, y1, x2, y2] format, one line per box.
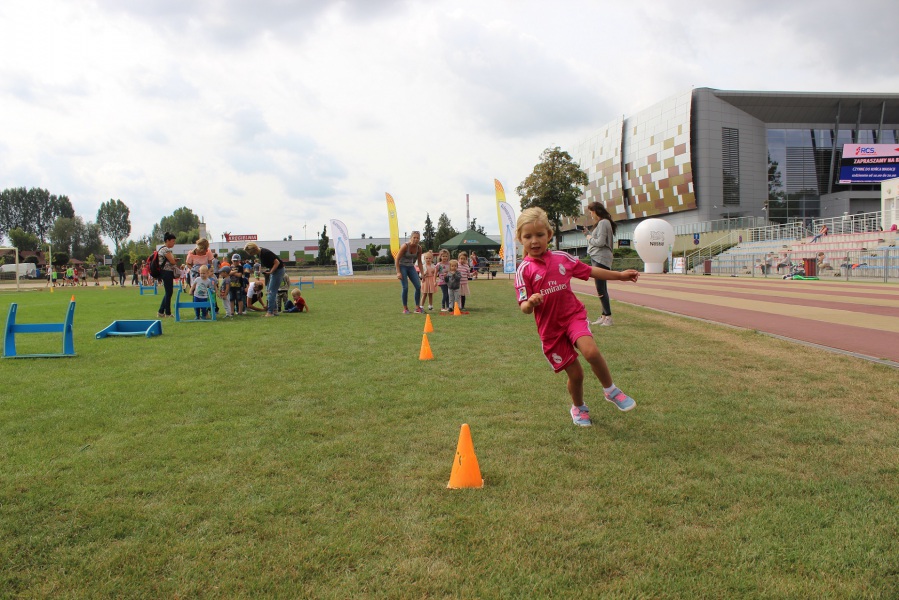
[365, 242, 382, 260]
[96, 199, 132, 256]
[176, 229, 200, 245]
[0, 187, 73, 242]
[517, 146, 588, 241]
[317, 225, 331, 265]
[49, 217, 109, 260]
[151, 207, 200, 242]
[7, 228, 40, 251]
[422, 213, 436, 251]
[81, 222, 108, 259]
[36, 190, 75, 242]
[121, 237, 154, 265]
[434, 213, 457, 249]
[355, 247, 370, 264]
[469, 218, 486, 235]
[0, 187, 32, 241]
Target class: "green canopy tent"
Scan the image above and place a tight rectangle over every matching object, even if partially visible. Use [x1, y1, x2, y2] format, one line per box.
[438, 230, 501, 255]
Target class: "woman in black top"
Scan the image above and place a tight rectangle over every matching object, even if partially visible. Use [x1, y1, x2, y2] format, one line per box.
[244, 242, 284, 317]
[157, 233, 178, 317]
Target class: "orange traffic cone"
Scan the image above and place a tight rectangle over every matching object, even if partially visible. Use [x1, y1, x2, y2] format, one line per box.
[453, 302, 462, 316]
[333, 280, 337, 285]
[419, 333, 434, 361]
[423, 314, 434, 333]
[70, 295, 75, 301]
[447, 424, 483, 489]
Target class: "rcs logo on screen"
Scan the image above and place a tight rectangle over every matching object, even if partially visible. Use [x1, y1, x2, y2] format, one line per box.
[855, 147, 877, 155]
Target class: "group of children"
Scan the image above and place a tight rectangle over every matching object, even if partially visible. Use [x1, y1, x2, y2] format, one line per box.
[418, 249, 474, 312]
[184, 263, 308, 320]
[46, 265, 102, 287]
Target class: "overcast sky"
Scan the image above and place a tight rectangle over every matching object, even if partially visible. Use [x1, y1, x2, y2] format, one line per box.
[2, 0, 898, 245]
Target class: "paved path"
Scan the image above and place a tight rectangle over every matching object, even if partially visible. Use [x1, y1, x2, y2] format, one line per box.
[572, 274, 899, 365]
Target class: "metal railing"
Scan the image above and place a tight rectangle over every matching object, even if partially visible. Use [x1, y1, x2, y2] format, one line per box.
[683, 231, 740, 272]
[748, 221, 807, 242]
[812, 211, 884, 235]
[705, 248, 898, 282]
[673, 216, 767, 236]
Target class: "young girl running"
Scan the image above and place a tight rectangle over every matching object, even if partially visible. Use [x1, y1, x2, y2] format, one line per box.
[420, 251, 437, 311]
[436, 249, 451, 312]
[515, 208, 640, 427]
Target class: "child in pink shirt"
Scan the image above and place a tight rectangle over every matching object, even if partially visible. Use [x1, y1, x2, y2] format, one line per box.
[515, 207, 640, 427]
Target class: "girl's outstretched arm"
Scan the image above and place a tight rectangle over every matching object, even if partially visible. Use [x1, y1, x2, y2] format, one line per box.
[589, 266, 639, 283]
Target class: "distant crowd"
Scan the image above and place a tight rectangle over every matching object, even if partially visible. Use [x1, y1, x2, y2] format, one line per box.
[154, 236, 306, 320]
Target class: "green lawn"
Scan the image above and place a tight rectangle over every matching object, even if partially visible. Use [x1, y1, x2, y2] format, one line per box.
[1, 280, 897, 598]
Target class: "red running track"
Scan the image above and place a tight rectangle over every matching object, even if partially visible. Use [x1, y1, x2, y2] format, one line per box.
[571, 274, 899, 364]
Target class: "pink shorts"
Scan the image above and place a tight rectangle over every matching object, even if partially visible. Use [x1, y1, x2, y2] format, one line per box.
[541, 317, 593, 373]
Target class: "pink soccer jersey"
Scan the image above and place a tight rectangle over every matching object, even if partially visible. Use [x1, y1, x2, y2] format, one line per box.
[515, 250, 593, 342]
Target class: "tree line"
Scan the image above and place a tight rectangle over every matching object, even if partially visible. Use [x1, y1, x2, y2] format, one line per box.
[0, 186, 203, 266]
[1, 145, 588, 265]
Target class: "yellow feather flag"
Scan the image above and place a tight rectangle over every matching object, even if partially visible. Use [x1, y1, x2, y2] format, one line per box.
[495, 179, 517, 273]
[494, 179, 506, 254]
[385, 193, 401, 259]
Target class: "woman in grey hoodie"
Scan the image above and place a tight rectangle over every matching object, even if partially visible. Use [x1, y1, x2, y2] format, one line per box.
[585, 202, 617, 326]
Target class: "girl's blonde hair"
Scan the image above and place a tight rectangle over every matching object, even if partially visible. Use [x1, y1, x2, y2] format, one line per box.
[195, 238, 209, 251]
[424, 251, 434, 261]
[439, 249, 449, 259]
[516, 207, 553, 242]
[449, 259, 458, 269]
[243, 242, 259, 255]
[199, 265, 209, 275]
[458, 251, 468, 260]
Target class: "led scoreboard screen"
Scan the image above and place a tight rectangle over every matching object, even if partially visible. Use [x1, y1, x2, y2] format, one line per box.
[839, 144, 899, 184]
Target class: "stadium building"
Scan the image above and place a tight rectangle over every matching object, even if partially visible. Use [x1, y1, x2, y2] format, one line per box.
[562, 88, 899, 250]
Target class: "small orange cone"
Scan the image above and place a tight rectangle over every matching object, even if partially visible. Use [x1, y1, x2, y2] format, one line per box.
[333, 280, 337, 285]
[70, 295, 75, 301]
[447, 424, 483, 489]
[50, 286, 54, 293]
[453, 302, 462, 316]
[423, 314, 434, 333]
[419, 334, 434, 361]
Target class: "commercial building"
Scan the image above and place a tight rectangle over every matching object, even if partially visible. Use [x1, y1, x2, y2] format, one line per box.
[564, 88, 899, 248]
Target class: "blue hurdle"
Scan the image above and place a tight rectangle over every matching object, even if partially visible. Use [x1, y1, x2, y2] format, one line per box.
[96, 320, 163, 339]
[173, 289, 216, 322]
[292, 276, 315, 290]
[138, 282, 158, 295]
[3, 300, 76, 358]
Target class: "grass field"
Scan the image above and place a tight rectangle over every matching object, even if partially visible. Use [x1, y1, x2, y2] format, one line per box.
[1, 280, 898, 598]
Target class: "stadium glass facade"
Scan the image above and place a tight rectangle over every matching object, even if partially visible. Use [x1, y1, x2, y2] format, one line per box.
[568, 89, 899, 244]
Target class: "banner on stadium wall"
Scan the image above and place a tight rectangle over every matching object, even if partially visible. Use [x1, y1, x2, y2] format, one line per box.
[385, 193, 400, 259]
[329, 219, 353, 276]
[839, 144, 899, 184]
[498, 201, 518, 274]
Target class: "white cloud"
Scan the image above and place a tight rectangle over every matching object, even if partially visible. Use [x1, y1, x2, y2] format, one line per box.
[1, 0, 897, 246]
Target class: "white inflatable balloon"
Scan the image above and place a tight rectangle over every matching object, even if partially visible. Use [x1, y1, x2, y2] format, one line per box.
[633, 219, 675, 274]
